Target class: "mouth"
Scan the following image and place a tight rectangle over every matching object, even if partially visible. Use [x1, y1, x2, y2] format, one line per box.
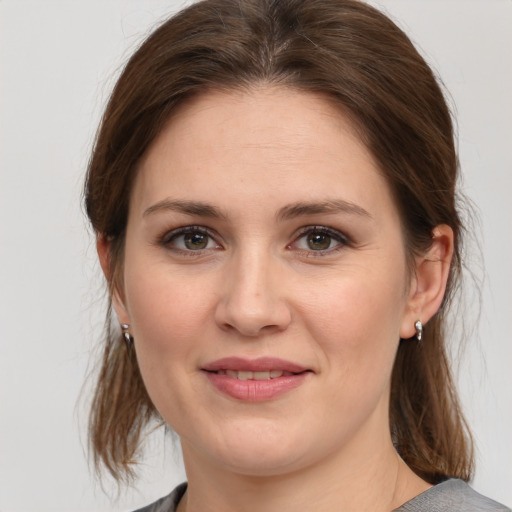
[202, 356, 310, 376]
[201, 357, 312, 401]
[208, 369, 297, 380]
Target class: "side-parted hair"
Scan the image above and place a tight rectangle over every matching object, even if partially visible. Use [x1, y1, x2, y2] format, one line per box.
[85, 0, 473, 483]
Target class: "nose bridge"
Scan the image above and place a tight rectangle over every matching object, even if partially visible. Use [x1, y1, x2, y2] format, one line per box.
[215, 242, 291, 336]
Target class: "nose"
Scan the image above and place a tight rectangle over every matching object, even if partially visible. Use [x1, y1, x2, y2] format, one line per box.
[214, 248, 292, 337]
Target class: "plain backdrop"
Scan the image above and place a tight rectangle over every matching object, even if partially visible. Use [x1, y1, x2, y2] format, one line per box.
[0, 1, 511, 511]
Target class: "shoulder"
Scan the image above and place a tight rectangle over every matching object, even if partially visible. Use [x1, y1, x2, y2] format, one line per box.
[132, 482, 187, 512]
[131, 480, 509, 512]
[395, 479, 510, 512]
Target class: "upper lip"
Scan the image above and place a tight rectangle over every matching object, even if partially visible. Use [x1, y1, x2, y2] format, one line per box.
[202, 357, 310, 373]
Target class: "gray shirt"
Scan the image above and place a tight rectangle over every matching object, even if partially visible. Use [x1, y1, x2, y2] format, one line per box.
[134, 479, 510, 512]
[394, 479, 509, 511]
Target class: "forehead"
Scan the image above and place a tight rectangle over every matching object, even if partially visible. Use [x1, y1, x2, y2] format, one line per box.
[132, 86, 395, 220]
[141, 86, 368, 166]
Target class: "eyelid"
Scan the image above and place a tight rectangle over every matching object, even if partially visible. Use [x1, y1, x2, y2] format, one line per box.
[159, 225, 223, 252]
[288, 225, 350, 254]
[156, 224, 350, 256]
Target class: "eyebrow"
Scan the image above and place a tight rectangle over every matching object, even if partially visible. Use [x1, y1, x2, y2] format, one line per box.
[142, 198, 371, 221]
[143, 199, 228, 220]
[276, 200, 372, 221]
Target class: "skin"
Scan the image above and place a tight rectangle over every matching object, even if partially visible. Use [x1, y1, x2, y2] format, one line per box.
[99, 87, 454, 512]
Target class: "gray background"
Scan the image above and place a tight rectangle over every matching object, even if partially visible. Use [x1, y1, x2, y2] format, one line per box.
[1, 1, 511, 510]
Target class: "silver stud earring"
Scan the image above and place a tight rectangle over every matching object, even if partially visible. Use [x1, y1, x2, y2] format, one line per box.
[121, 323, 133, 345]
[414, 320, 423, 342]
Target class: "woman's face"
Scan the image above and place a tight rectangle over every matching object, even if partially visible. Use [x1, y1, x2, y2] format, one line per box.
[117, 87, 418, 476]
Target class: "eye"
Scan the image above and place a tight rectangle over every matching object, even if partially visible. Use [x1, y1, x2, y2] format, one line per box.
[290, 226, 348, 253]
[161, 226, 220, 252]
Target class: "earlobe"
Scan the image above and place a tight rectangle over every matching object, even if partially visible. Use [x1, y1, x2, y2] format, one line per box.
[400, 225, 454, 339]
[96, 235, 131, 325]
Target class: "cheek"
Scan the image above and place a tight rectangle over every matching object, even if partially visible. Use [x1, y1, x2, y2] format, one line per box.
[121, 261, 220, 424]
[301, 265, 406, 376]
[123, 259, 217, 364]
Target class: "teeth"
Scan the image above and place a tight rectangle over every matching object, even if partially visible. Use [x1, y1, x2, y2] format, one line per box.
[216, 370, 287, 380]
[253, 371, 271, 380]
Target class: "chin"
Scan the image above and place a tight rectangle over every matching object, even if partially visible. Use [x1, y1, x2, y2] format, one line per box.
[180, 420, 319, 477]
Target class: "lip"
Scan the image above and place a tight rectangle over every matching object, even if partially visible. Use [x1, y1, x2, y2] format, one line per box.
[202, 357, 312, 402]
[202, 357, 309, 373]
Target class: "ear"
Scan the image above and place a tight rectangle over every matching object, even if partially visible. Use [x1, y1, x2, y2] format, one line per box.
[96, 235, 131, 326]
[400, 225, 454, 339]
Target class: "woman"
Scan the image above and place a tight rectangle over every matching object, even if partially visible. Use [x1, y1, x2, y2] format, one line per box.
[84, 0, 509, 510]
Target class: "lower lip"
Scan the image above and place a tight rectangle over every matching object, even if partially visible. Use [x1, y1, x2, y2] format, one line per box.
[204, 372, 309, 402]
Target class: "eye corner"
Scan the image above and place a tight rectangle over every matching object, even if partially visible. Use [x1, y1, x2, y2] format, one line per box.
[157, 225, 223, 254]
[288, 225, 350, 256]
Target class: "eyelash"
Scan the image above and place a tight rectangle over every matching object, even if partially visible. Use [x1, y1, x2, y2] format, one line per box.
[157, 225, 350, 257]
[289, 226, 350, 256]
[158, 225, 222, 256]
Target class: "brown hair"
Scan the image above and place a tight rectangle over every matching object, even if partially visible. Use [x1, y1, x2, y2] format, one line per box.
[85, 0, 473, 483]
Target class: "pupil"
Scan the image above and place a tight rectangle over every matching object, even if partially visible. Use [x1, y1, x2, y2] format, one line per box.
[184, 232, 208, 250]
[307, 232, 331, 250]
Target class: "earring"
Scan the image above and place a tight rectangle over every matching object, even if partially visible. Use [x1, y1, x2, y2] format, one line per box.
[121, 323, 133, 345]
[414, 320, 423, 342]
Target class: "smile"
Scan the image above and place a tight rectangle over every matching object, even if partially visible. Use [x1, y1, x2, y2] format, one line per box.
[202, 357, 311, 401]
[211, 370, 295, 380]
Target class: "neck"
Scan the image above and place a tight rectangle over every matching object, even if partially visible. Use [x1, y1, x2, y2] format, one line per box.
[178, 431, 430, 512]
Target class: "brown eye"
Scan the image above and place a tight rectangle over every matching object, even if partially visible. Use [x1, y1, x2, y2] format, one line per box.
[290, 226, 348, 254]
[184, 231, 209, 250]
[163, 226, 220, 252]
[306, 231, 332, 250]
